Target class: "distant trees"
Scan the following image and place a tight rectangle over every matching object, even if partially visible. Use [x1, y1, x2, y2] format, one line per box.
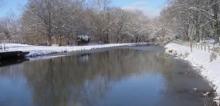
[22, 0, 84, 45]
[0, 17, 21, 41]
[21, 0, 152, 45]
[160, 0, 220, 42]
[3, 0, 220, 44]
[0, 20, 10, 40]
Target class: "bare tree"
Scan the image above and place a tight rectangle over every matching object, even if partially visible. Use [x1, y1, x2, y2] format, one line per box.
[0, 16, 21, 41]
[160, 0, 220, 43]
[22, 0, 86, 45]
[22, 0, 56, 45]
[211, 0, 220, 42]
[21, 0, 152, 44]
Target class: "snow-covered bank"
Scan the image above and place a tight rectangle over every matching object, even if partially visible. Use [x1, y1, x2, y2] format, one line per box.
[0, 43, 140, 58]
[165, 42, 220, 103]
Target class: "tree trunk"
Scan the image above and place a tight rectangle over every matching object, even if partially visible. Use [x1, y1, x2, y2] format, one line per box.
[211, 0, 220, 42]
[59, 35, 62, 46]
[47, 35, 52, 46]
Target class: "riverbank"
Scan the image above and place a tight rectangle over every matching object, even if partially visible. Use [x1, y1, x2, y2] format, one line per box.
[165, 42, 220, 104]
[0, 43, 148, 58]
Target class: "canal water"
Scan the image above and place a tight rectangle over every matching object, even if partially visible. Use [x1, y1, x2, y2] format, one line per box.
[0, 46, 216, 106]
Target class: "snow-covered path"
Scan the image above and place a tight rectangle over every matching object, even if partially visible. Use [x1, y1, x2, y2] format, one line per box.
[165, 42, 220, 103]
[0, 43, 137, 58]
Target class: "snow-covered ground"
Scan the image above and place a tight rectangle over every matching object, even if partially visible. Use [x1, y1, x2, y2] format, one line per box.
[0, 43, 138, 58]
[165, 42, 220, 104]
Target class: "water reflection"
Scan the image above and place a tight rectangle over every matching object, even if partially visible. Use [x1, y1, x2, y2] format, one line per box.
[0, 65, 32, 106]
[0, 47, 216, 106]
[0, 58, 28, 67]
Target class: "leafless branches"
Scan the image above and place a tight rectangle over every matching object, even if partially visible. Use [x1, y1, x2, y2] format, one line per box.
[160, 0, 220, 42]
[21, 0, 151, 45]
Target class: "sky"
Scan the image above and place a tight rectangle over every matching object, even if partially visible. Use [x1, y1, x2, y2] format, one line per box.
[0, 0, 28, 18]
[111, 0, 167, 18]
[0, 0, 167, 18]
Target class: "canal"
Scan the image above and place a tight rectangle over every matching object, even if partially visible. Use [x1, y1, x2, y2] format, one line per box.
[0, 46, 216, 106]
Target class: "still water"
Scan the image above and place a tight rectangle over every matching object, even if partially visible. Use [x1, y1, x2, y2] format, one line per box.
[0, 46, 216, 106]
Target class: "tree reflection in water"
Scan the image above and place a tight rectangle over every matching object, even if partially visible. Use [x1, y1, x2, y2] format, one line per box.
[21, 48, 164, 106]
[0, 47, 215, 106]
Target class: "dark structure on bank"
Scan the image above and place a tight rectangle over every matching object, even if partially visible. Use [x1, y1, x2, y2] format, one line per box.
[76, 35, 90, 45]
[0, 51, 29, 60]
[0, 51, 29, 66]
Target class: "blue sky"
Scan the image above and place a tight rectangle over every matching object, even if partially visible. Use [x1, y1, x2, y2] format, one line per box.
[0, 0, 167, 18]
[0, 0, 27, 18]
[111, 0, 167, 17]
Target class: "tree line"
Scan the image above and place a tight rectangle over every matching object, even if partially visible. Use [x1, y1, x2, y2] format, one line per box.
[2, 0, 219, 45]
[0, 0, 155, 45]
[160, 0, 220, 43]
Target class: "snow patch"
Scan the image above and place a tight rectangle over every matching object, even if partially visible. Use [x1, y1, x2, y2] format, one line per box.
[0, 43, 137, 58]
[165, 42, 220, 104]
